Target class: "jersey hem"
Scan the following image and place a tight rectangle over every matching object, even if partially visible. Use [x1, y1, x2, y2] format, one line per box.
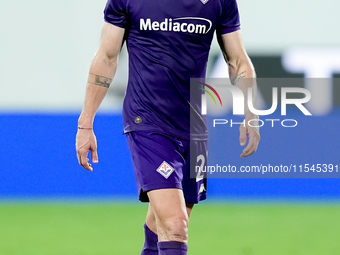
[184, 193, 207, 204]
[139, 184, 207, 204]
[218, 26, 240, 35]
[142, 183, 183, 193]
[123, 125, 208, 141]
[104, 19, 126, 28]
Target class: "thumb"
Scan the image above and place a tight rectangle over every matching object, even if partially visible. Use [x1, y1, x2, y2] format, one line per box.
[91, 149, 99, 164]
[239, 124, 247, 146]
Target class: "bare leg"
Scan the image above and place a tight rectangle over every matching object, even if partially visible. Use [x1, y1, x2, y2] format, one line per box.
[141, 189, 193, 254]
[147, 189, 189, 243]
[146, 201, 194, 235]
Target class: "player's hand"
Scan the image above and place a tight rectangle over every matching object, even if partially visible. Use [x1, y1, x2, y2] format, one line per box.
[75, 129, 98, 171]
[239, 116, 260, 158]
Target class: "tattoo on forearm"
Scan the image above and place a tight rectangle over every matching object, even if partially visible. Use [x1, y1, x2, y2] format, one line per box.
[89, 74, 112, 88]
[233, 71, 246, 85]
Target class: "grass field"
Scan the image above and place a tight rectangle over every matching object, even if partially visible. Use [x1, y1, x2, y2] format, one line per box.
[0, 202, 340, 255]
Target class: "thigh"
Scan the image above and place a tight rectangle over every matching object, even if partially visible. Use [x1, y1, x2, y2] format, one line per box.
[146, 202, 194, 234]
[147, 189, 187, 220]
[147, 188, 188, 238]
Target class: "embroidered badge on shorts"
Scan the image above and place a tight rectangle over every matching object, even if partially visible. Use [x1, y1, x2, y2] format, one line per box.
[156, 161, 175, 179]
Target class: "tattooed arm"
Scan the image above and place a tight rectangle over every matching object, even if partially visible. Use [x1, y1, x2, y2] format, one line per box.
[217, 30, 260, 158]
[76, 23, 125, 171]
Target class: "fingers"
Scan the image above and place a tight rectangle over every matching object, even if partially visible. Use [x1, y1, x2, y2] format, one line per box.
[75, 131, 98, 172]
[80, 153, 93, 172]
[241, 128, 260, 158]
[241, 137, 255, 158]
[91, 148, 99, 164]
[76, 147, 93, 172]
[239, 124, 247, 146]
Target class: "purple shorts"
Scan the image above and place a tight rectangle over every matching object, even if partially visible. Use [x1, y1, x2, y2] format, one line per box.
[126, 131, 207, 204]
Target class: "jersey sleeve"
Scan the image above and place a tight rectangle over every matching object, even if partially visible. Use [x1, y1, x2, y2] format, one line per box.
[216, 0, 241, 35]
[103, 0, 127, 28]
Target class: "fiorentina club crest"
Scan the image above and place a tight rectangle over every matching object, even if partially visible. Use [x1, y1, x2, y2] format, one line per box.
[156, 161, 175, 179]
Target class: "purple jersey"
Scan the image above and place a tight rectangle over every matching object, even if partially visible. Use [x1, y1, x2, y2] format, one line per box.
[104, 0, 240, 140]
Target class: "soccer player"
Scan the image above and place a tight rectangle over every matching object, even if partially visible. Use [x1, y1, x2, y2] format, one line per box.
[76, 0, 260, 254]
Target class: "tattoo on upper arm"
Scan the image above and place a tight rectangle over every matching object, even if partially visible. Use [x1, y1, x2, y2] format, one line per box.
[232, 71, 246, 85]
[89, 74, 112, 88]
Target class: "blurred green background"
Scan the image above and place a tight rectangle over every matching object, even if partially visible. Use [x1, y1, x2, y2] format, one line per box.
[1, 203, 340, 255]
